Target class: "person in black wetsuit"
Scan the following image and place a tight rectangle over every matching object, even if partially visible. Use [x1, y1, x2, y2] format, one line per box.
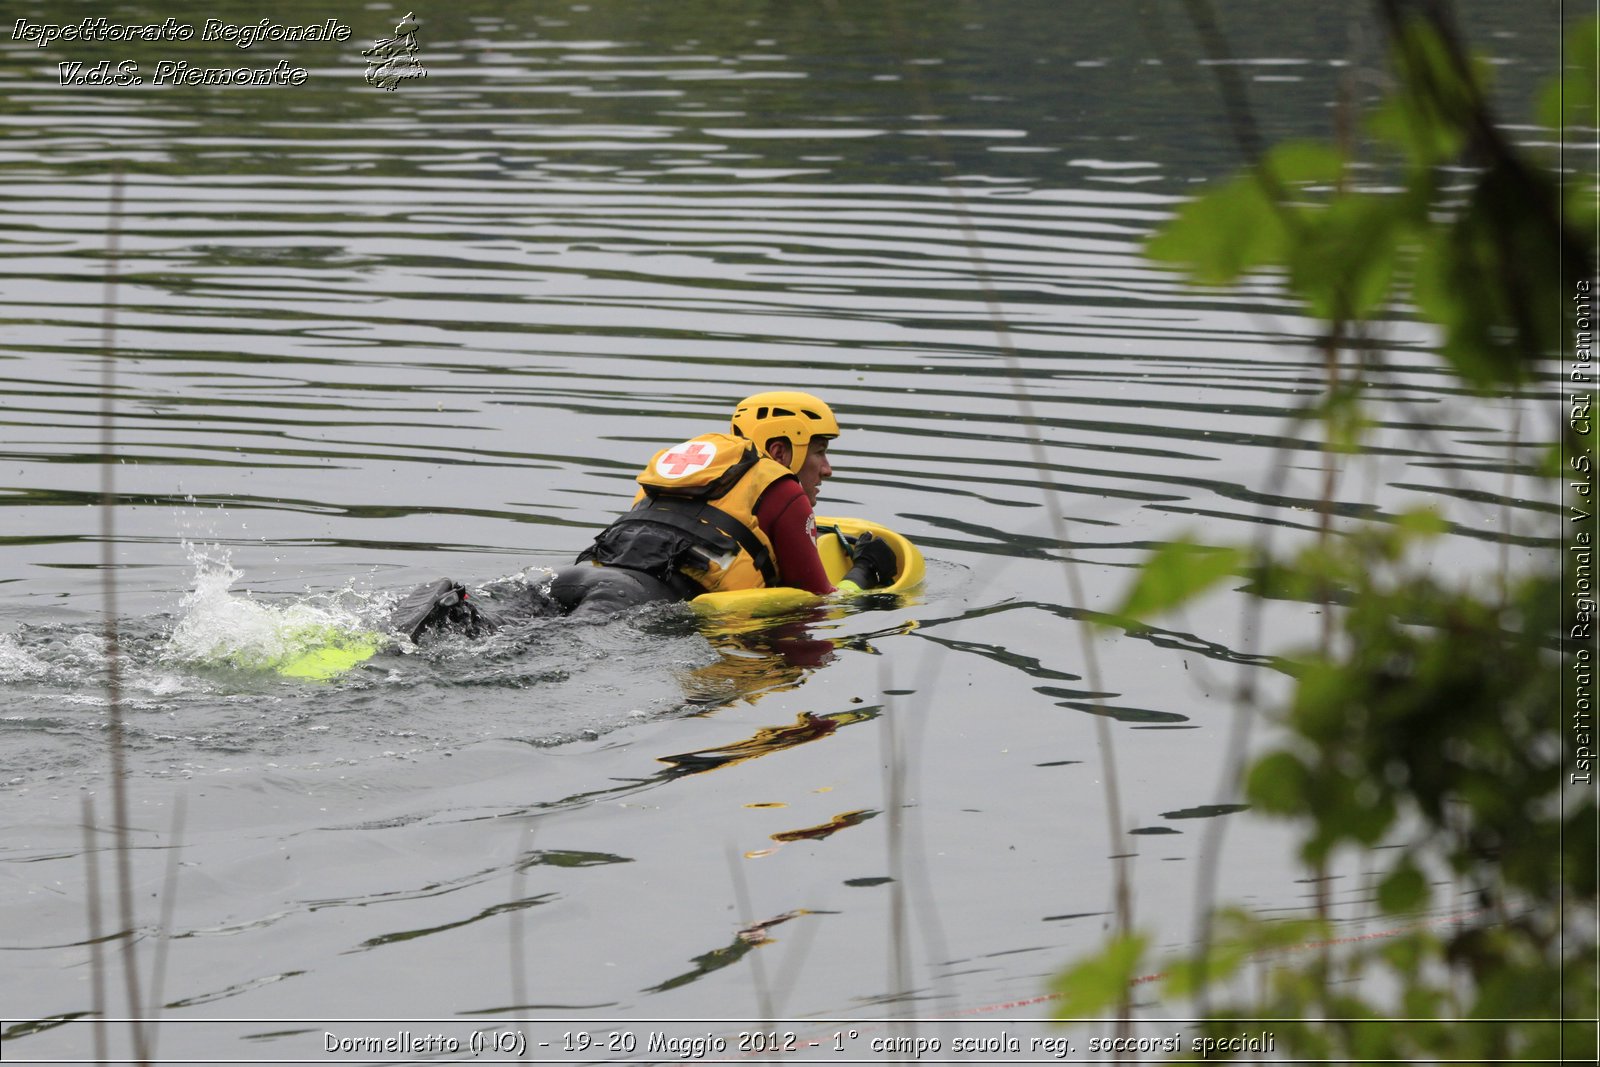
[392, 391, 896, 639]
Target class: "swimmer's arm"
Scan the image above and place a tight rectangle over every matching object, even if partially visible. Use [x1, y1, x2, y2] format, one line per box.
[755, 481, 835, 595]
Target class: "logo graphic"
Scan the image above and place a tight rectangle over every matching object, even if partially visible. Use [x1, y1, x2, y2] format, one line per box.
[363, 11, 425, 90]
[656, 441, 715, 479]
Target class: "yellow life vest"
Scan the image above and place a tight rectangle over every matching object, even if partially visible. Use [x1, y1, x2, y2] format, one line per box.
[577, 433, 795, 594]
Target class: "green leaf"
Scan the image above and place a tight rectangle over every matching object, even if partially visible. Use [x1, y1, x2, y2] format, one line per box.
[1112, 541, 1245, 622]
[1367, 15, 1489, 167]
[1395, 16, 1480, 125]
[1050, 932, 1148, 1018]
[1288, 193, 1403, 320]
[1567, 178, 1600, 237]
[1393, 507, 1448, 540]
[1264, 140, 1346, 187]
[1538, 442, 1564, 478]
[1368, 86, 1464, 166]
[1245, 751, 1311, 814]
[1163, 940, 1251, 998]
[1376, 857, 1430, 913]
[1380, 930, 1432, 981]
[1442, 180, 1559, 384]
[1291, 660, 1356, 738]
[1146, 175, 1290, 284]
[1539, 18, 1599, 133]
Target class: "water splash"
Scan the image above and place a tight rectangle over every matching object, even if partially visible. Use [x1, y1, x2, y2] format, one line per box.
[161, 543, 390, 678]
[0, 631, 53, 683]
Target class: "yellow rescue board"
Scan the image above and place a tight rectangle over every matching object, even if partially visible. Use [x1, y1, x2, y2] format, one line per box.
[690, 516, 925, 617]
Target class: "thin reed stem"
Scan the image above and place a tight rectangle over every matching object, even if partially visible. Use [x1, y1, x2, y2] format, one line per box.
[726, 844, 777, 1024]
[81, 796, 107, 1064]
[100, 161, 148, 1065]
[880, 685, 911, 1038]
[507, 824, 534, 1057]
[882, 9, 1138, 1048]
[883, 0, 1134, 1009]
[145, 794, 187, 1061]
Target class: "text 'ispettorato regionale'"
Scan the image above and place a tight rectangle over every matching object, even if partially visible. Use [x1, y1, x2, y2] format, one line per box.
[12, 17, 354, 88]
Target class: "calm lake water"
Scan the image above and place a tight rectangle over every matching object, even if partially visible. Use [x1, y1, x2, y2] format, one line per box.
[0, 0, 1562, 1061]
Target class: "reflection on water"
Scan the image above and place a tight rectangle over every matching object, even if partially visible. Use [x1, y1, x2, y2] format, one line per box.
[645, 909, 810, 996]
[657, 709, 875, 778]
[0, 0, 1557, 1053]
[770, 809, 878, 843]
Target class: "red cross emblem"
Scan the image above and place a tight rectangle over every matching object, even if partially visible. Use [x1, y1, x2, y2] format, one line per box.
[656, 440, 714, 478]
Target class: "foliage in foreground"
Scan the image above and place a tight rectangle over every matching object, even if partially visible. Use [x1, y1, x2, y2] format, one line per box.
[1052, 6, 1597, 1062]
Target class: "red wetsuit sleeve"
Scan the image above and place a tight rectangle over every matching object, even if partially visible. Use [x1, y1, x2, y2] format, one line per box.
[755, 479, 834, 594]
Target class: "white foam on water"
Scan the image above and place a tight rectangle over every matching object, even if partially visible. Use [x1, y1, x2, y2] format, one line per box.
[162, 543, 387, 673]
[0, 631, 52, 682]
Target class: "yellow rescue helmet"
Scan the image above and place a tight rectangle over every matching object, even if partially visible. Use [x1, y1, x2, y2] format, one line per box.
[730, 391, 840, 474]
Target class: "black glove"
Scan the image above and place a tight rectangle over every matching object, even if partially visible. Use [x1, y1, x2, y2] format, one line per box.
[842, 532, 897, 589]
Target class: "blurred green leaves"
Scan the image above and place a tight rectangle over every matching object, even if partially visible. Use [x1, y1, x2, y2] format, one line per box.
[1053, 6, 1597, 1062]
[1050, 932, 1148, 1018]
[1147, 139, 1409, 323]
[1110, 540, 1244, 624]
[1150, 15, 1596, 390]
[1146, 169, 1289, 284]
[1540, 17, 1600, 136]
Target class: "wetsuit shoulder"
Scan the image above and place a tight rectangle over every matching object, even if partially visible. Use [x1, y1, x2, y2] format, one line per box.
[754, 480, 834, 594]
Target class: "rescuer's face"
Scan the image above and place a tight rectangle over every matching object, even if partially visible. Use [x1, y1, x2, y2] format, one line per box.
[795, 437, 832, 506]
